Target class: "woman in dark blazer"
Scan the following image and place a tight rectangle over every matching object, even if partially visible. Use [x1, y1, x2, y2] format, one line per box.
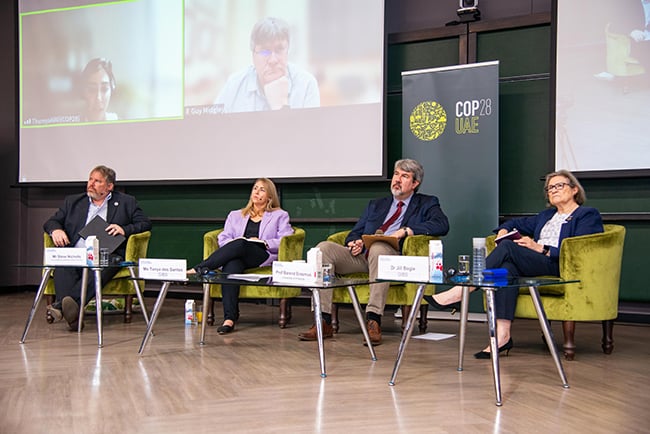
[188, 178, 293, 334]
[428, 170, 603, 358]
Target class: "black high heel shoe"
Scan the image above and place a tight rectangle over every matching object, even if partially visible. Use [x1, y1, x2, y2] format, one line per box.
[474, 338, 514, 359]
[217, 322, 235, 334]
[423, 295, 461, 314]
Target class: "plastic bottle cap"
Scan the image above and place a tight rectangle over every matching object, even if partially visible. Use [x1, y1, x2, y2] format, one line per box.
[472, 237, 486, 248]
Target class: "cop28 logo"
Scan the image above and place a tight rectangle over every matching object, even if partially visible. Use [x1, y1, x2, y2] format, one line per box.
[409, 101, 447, 142]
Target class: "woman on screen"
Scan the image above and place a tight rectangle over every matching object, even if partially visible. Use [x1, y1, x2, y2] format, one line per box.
[425, 170, 603, 359]
[80, 58, 118, 122]
[187, 178, 294, 334]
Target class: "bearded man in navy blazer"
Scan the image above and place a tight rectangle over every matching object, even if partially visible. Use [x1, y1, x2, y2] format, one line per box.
[43, 165, 152, 331]
[299, 159, 449, 344]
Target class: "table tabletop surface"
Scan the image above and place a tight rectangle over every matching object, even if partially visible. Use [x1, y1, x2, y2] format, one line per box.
[379, 275, 578, 289]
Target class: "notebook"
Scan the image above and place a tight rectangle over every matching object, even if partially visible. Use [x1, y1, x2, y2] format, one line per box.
[78, 215, 125, 254]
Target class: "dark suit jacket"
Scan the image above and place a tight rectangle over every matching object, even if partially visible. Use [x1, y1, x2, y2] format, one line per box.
[346, 193, 449, 252]
[497, 206, 603, 261]
[43, 191, 152, 259]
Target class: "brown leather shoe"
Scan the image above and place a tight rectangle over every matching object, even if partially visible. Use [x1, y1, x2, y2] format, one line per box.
[366, 319, 382, 345]
[298, 321, 334, 341]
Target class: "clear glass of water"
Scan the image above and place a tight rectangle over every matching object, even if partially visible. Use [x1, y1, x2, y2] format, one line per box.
[99, 248, 110, 267]
[457, 254, 470, 275]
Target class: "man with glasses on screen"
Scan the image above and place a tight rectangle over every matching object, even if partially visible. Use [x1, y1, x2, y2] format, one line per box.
[215, 16, 320, 113]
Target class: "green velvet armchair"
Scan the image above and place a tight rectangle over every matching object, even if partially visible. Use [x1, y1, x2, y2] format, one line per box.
[44, 230, 151, 323]
[486, 224, 626, 360]
[203, 227, 305, 328]
[327, 230, 436, 333]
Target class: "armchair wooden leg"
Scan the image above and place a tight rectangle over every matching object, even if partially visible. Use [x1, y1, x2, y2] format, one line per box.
[562, 320, 576, 361]
[207, 299, 215, 326]
[418, 304, 428, 333]
[45, 295, 55, 324]
[124, 294, 133, 323]
[602, 320, 614, 354]
[400, 304, 412, 330]
[331, 304, 339, 333]
[278, 298, 292, 328]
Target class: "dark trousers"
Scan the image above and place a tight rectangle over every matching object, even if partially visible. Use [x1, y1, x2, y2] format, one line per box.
[53, 256, 122, 307]
[194, 239, 269, 322]
[486, 239, 559, 321]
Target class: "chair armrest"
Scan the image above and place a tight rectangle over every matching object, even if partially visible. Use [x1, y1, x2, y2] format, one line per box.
[278, 227, 306, 262]
[203, 229, 224, 259]
[558, 225, 626, 282]
[327, 230, 351, 246]
[402, 235, 437, 256]
[125, 231, 151, 262]
[44, 232, 55, 248]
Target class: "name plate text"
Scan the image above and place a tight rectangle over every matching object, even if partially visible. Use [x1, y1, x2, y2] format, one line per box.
[377, 255, 430, 282]
[44, 248, 87, 266]
[272, 261, 317, 284]
[139, 258, 187, 281]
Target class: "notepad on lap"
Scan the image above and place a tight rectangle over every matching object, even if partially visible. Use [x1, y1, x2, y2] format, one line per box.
[362, 234, 400, 251]
[78, 215, 125, 254]
[494, 229, 522, 245]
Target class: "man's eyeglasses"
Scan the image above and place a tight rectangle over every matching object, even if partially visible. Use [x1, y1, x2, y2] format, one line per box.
[545, 182, 570, 192]
[254, 47, 288, 58]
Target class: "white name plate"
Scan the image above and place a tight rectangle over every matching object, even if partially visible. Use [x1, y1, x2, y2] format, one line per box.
[139, 258, 187, 281]
[377, 255, 430, 282]
[272, 261, 317, 284]
[44, 248, 87, 266]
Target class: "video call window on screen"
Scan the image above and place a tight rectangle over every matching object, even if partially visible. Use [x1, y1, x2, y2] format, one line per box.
[18, 0, 385, 183]
[20, 0, 184, 127]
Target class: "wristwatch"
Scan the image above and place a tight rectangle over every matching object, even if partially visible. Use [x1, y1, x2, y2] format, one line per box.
[541, 245, 550, 255]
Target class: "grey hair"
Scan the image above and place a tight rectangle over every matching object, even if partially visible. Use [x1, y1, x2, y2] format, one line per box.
[90, 165, 116, 185]
[249, 17, 290, 51]
[544, 169, 586, 205]
[394, 159, 424, 191]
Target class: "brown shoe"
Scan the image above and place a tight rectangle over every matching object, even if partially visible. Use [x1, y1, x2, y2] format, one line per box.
[298, 321, 334, 341]
[366, 319, 382, 345]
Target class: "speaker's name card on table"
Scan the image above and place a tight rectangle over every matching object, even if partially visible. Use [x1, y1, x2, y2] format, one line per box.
[377, 255, 430, 282]
[139, 258, 187, 281]
[272, 261, 317, 284]
[44, 248, 87, 266]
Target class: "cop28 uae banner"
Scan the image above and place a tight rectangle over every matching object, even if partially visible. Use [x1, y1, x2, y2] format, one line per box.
[402, 61, 499, 274]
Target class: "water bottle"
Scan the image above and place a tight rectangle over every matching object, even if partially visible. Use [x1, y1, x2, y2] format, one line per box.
[472, 237, 486, 282]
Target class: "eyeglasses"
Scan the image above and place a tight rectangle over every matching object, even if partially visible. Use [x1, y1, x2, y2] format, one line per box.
[254, 47, 288, 58]
[545, 182, 570, 192]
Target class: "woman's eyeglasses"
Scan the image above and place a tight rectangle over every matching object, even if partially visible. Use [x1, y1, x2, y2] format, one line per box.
[545, 182, 570, 192]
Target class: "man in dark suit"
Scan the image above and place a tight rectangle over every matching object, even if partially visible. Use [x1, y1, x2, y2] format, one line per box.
[298, 159, 449, 344]
[43, 165, 151, 330]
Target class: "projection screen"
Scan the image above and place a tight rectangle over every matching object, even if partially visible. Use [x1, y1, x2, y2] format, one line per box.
[18, 0, 385, 183]
[554, 0, 650, 177]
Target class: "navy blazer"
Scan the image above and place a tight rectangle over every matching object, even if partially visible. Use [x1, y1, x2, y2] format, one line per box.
[43, 191, 152, 259]
[497, 206, 603, 261]
[346, 193, 449, 252]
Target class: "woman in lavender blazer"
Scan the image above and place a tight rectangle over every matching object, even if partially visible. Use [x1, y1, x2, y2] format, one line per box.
[189, 178, 293, 334]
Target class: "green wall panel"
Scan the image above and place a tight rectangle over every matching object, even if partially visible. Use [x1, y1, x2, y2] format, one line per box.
[477, 25, 551, 76]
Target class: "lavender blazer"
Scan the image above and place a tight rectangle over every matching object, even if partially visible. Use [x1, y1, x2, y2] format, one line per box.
[218, 209, 293, 267]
